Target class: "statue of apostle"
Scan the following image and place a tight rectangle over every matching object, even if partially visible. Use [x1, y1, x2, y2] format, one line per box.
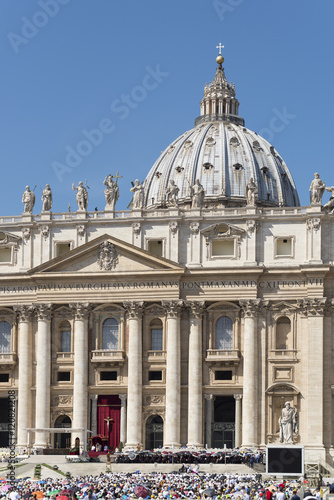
[279, 402, 298, 444]
[191, 179, 205, 209]
[166, 179, 179, 206]
[22, 186, 35, 214]
[104, 175, 119, 210]
[245, 177, 258, 206]
[309, 172, 325, 205]
[72, 181, 88, 210]
[130, 179, 144, 209]
[41, 184, 52, 211]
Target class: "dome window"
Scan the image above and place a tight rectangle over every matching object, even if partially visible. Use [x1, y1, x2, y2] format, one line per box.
[175, 166, 184, 174]
[166, 146, 175, 155]
[205, 137, 216, 147]
[183, 140, 193, 150]
[203, 163, 213, 171]
[230, 137, 240, 147]
[233, 163, 243, 171]
[253, 141, 262, 152]
[155, 172, 162, 179]
[261, 166, 269, 175]
[270, 146, 276, 155]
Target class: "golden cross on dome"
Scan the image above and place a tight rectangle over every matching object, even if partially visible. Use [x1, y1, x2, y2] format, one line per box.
[216, 43, 224, 55]
[104, 416, 114, 432]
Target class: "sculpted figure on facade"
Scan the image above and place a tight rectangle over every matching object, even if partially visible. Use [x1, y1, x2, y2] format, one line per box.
[130, 179, 144, 209]
[72, 181, 88, 210]
[41, 184, 52, 211]
[165, 179, 179, 206]
[279, 401, 298, 444]
[309, 172, 325, 205]
[191, 179, 205, 209]
[22, 186, 35, 214]
[245, 177, 258, 206]
[104, 175, 119, 210]
[324, 186, 334, 213]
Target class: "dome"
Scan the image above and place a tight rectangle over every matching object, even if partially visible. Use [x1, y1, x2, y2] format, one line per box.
[143, 56, 300, 209]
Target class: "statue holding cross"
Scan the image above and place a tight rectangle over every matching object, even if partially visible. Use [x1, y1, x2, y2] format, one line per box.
[104, 171, 122, 211]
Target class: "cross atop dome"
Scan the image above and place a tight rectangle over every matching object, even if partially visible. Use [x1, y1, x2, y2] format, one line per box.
[216, 42, 224, 55]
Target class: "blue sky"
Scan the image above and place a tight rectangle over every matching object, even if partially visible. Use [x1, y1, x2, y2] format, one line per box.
[0, 0, 333, 214]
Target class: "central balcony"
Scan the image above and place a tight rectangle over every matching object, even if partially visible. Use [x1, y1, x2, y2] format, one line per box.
[205, 349, 241, 367]
[91, 349, 125, 367]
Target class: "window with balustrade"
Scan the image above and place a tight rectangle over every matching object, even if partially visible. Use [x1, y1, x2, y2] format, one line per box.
[102, 318, 119, 350]
[0, 321, 11, 353]
[215, 316, 233, 350]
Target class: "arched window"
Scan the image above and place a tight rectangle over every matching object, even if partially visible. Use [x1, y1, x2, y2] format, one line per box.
[0, 321, 11, 353]
[59, 321, 71, 353]
[102, 318, 119, 350]
[215, 316, 233, 350]
[276, 317, 292, 350]
[150, 319, 163, 351]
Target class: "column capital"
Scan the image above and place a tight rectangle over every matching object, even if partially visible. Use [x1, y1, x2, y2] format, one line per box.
[234, 393, 243, 400]
[69, 302, 91, 320]
[186, 301, 205, 319]
[162, 300, 183, 318]
[90, 394, 98, 401]
[119, 393, 127, 404]
[123, 301, 144, 319]
[204, 394, 215, 401]
[36, 303, 53, 321]
[239, 299, 262, 317]
[297, 298, 327, 317]
[14, 304, 35, 322]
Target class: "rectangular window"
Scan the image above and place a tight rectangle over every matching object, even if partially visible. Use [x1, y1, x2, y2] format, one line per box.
[149, 370, 162, 381]
[56, 242, 71, 257]
[151, 328, 163, 350]
[212, 239, 234, 257]
[148, 240, 163, 257]
[0, 248, 11, 263]
[100, 371, 117, 381]
[57, 372, 71, 382]
[215, 370, 232, 381]
[0, 374, 9, 383]
[276, 238, 292, 256]
[60, 331, 71, 352]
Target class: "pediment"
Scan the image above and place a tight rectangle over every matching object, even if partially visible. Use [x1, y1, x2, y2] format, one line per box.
[201, 222, 245, 238]
[29, 234, 185, 275]
[0, 231, 21, 245]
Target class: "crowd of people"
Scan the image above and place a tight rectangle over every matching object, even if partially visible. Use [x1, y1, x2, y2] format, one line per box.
[0, 472, 320, 500]
[114, 451, 264, 467]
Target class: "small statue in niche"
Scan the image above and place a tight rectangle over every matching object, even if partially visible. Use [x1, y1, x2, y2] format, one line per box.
[279, 401, 298, 444]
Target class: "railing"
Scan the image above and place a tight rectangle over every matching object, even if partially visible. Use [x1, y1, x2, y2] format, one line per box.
[268, 349, 297, 360]
[91, 350, 125, 363]
[0, 353, 17, 365]
[146, 350, 166, 361]
[56, 352, 74, 362]
[205, 349, 240, 364]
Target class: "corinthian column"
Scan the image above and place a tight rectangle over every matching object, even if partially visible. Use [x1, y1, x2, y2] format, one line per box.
[119, 394, 127, 446]
[186, 301, 205, 447]
[162, 300, 183, 448]
[70, 302, 90, 449]
[34, 304, 52, 448]
[123, 301, 144, 449]
[240, 300, 260, 447]
[15, 305, 34, 447]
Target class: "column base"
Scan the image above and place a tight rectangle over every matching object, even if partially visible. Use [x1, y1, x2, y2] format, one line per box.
[163, 443, 181, 449]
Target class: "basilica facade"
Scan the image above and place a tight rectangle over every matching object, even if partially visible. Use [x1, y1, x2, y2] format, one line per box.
[0, 53, 332, 463]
